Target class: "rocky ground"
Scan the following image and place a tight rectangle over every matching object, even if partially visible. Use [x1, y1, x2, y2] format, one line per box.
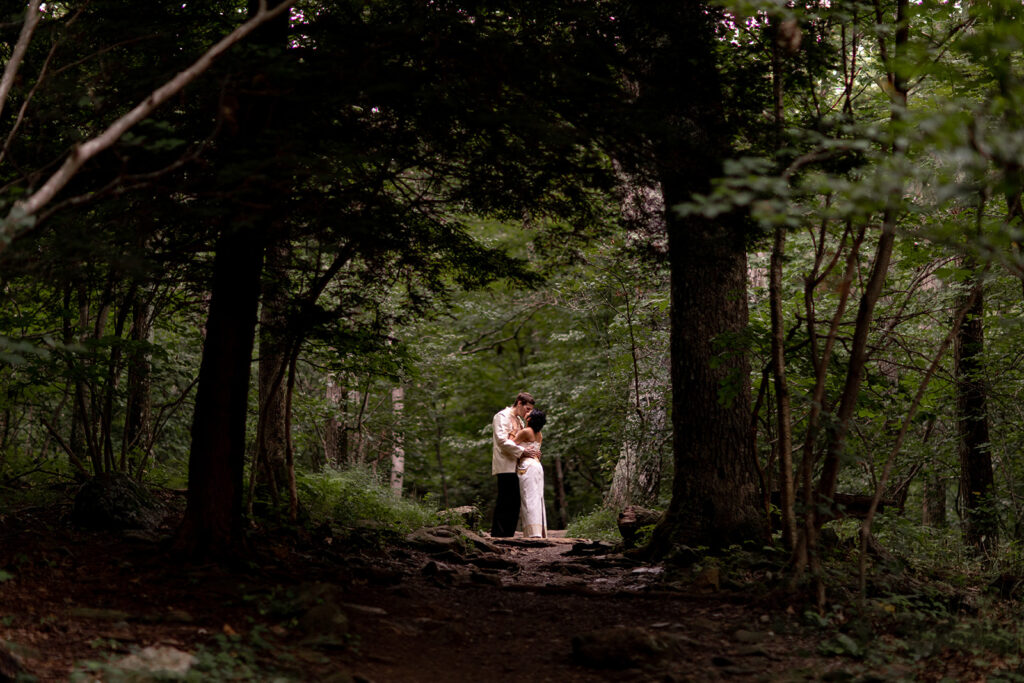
[0, 494, 1005, 681]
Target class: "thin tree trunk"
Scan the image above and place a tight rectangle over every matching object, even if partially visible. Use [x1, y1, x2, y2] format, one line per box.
[101, 292, 131, 473]
[815, 0, 909, 523]
[348, 388, 366, 464]
[255, 243, 290, 501]
[284, 349, 299, 521]
[769, 226, 796, 550]
[124, 298, 154, 478]
[956, 256, 997, 553]
[70, 283, 101, 474]
[390, 386, 404, 496]
[433, 417, 450, 509]
[323, 376, 343, 467]
[769, 13, 797, 552]
[553, 454, 569, 530]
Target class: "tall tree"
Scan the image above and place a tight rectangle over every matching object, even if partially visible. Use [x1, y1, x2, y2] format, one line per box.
[615, 2, 768, 552]
[174, 0, 291, 557]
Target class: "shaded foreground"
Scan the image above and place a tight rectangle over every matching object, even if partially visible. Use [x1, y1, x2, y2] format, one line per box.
[0, 499, 1014, 681]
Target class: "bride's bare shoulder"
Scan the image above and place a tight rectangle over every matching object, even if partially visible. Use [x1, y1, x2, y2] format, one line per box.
[516, 427, 537, 442]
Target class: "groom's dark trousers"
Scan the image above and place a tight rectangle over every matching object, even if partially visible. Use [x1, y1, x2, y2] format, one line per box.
[490, 473, 521, 537]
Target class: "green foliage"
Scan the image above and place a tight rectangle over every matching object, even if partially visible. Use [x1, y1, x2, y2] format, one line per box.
[296, 467, 436, 534]
[566, 506, 622, 543]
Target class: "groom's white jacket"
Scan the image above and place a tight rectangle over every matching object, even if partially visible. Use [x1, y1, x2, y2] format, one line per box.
[491, 406, 524, 475]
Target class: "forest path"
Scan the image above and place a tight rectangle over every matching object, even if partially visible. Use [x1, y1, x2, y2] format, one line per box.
[0, 509, 859, 682]
[335, 529, 851, 682]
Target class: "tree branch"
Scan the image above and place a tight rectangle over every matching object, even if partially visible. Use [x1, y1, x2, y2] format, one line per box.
[0, 0, 42, 123]
[3, 0, 296, 245]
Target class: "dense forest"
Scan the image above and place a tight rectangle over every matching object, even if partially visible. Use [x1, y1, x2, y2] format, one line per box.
[5, 0, 1024, 680]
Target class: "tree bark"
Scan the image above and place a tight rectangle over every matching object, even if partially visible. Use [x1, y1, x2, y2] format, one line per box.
[769, 226, 796, 550]
[174, 229, 264, 558]
[124, 297, 154, 478]
[605, 374, 665, 510]
[638, 3, 767, 553]
[955, 259, 997, 553]
[769, 14, 797, 552]
[323, 375, 343, 467]
[552, 454, 569, 530]
[922, 475, 946, 527]
[390, 386, 405, 496]
[173, 0, 288, 558]
[255, 243, 290, 500]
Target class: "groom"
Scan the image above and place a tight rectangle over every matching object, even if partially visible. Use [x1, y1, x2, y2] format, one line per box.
[489, 391, 534, 537]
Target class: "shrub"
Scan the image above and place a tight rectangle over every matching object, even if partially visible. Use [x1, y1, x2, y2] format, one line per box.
[296, 467, 437, 533]
[566, 505, 622, 542]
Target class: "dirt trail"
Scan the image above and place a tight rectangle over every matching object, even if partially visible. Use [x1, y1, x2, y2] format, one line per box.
[0, 512, 844, 682]
[335, 531, 838, 682]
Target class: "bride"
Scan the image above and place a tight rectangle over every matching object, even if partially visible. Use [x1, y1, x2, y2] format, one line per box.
[509, 410, 547, 538]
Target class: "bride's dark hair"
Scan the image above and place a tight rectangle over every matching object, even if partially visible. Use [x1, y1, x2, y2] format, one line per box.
[527, 410, 546, 433]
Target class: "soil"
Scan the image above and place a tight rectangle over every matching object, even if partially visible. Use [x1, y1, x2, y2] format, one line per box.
[0, 497, 996, 682]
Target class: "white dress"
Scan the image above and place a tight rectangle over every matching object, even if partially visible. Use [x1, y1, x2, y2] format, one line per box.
[517, 443, 547, 538]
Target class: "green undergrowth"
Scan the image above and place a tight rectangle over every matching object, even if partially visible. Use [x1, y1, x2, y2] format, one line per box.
[296, 467, 438, 534]
[768, 517, 1024, 680]
[565, 505, 623, 542]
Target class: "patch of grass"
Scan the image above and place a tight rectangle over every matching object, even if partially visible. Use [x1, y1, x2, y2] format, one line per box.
[566, 505, 622, 542]
[296, 466, 437, 534]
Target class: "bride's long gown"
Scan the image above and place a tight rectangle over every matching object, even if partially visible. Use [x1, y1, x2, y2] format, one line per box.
[517, 442, 547, 538]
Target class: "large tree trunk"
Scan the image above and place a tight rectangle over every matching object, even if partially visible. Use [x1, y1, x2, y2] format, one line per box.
[649, 206, 766, 550]
[638, 3, 767, 554]
[174, 229, 264, 558]
[174, 0, 287, 559]
[955, 261, 997, 553]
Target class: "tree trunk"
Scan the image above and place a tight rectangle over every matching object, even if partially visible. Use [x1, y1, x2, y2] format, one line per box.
[101, 289, 131, 473]
[347, 388, 364, 464]
[638, 3, 766, 553]
[552, 454, 569, 530]
[798, 0, 909, 576]
[255, 242, 290, 500]
[124, 297, 154, 477]
[390, 386, 405, 496]
[605, 374, 665, 511]
[323, 375, 343, 467]
[769, 226, 796, 550]
[175, 0, 289, 557]
[922, 475, 946, 528]
[769, 15, 797, 551]
[432, 416, 450, 509]
[174, 228, 264, 558]
[955, 260, 997, 553]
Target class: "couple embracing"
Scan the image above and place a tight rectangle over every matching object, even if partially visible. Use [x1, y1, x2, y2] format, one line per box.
[489, 392, 547, 538]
